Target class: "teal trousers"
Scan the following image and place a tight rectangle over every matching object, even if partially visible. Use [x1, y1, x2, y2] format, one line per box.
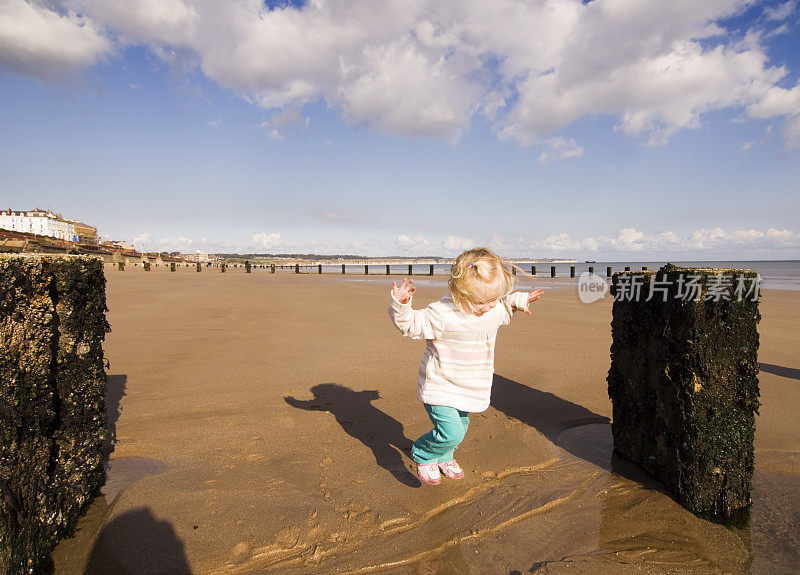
[411, 404, 470, 464]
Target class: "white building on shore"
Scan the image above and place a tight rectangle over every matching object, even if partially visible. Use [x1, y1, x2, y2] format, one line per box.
[185, 251, 212, 263]
[0, 209, 96, 243]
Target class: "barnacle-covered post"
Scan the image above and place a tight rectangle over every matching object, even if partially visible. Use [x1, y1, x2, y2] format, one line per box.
[0, 254, 109, 573]
[607, 264, 761, 518]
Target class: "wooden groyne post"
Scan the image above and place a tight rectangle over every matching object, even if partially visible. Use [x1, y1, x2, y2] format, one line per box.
[607, 264, 761, 519]
[550, 266, 556, 277]
[531, 265, 536, 275]
[607, 266, 612, 278]
[570, 266, 575, 278]
[0, 255, 109, 573]
[429, 264, 434, 276]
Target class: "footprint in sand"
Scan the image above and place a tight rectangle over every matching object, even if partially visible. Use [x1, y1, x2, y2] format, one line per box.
[231, 542, 252, 564]
[245, 453, 265, 463]
[275, 526, 302, 549]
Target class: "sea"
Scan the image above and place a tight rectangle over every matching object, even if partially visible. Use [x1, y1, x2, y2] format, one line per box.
[313, 260, 800, 291]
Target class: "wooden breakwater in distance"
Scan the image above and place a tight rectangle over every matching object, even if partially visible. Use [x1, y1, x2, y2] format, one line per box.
[264, 259, 574, 276]
[0, 254, 109, 574]
[107, 259, 616, 277]
[607, 264, 761, 519]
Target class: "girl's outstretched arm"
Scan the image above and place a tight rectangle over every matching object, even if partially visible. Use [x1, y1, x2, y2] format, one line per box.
[500, 288, 544, 323]
[388, 278, 445, 340]
[523, 288, 544, 315]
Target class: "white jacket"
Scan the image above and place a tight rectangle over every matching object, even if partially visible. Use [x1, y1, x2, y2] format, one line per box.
[388, 290, 529, 412]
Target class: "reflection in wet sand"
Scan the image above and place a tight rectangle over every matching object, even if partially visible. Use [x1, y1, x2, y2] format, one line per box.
[741, 468, 800, 574]
[220, 423, 799, 574]
[50, 457, 168, 573]
[102, 457, 168, 503]
[553, 422, 800, 575]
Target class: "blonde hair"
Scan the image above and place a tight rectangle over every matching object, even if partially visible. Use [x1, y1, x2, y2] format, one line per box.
[449, 247, 515, 313]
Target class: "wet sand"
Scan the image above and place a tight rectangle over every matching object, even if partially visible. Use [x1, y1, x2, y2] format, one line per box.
[51, 266, 800, 574]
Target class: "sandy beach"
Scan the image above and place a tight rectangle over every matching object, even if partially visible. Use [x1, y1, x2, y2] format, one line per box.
[50, 266, 800, 574]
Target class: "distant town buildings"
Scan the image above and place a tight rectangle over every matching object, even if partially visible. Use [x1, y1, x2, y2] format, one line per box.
[185, 251, 212, 263]
[0, 209, 98, 245]
[101, 240, 136, 251]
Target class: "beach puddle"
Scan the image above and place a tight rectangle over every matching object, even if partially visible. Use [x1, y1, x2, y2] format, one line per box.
[50, 457, 167, 573]
[101, 456, 168, 502]
[555, 422, 614, 470]
[735, 467, 800, 574]
[555, 421, 800, 574]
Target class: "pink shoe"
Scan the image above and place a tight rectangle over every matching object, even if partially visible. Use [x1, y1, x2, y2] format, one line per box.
[438, 460, 465, 480]
[417, 462, 441, 485]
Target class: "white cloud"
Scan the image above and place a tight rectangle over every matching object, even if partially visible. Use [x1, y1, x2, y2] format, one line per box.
[764, 1, 797, 21]
[443, 234, 475, 252]
[748, 84, 800, 118]
[263, 126, 284, 141]
[129, 233, 200, 252]
[131, 232, 151, 248]
[783, 115, 800, 152]
[156, 236, 196, 251]
[747, 83, 800, 151]
[250, 231, 283, 250]
[522, 226, 800, 258]
[0, 0, 111, 81]
[538, 137, 584, 163]
[260, 106, 310, 140]
[8, 0, 800, 151]
[396, 234, 432, 254]
[62, 0, 196, 45]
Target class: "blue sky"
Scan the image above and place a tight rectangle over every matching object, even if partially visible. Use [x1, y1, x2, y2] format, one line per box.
[1, 0, 799, 259]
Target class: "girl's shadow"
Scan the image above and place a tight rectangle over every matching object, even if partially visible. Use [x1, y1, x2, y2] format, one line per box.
[285, 384, 421, 487]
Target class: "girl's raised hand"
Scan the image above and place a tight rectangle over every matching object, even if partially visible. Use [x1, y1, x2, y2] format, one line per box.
[392, 277, 416, 304]
[524, 288, 544, 315]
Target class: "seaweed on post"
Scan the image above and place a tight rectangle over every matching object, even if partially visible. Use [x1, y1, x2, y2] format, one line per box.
[0, 255, 110, 574]
[607, 264, 760, 519]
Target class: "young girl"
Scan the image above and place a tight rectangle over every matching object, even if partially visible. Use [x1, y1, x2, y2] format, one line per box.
[388, 247, 543, 485]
